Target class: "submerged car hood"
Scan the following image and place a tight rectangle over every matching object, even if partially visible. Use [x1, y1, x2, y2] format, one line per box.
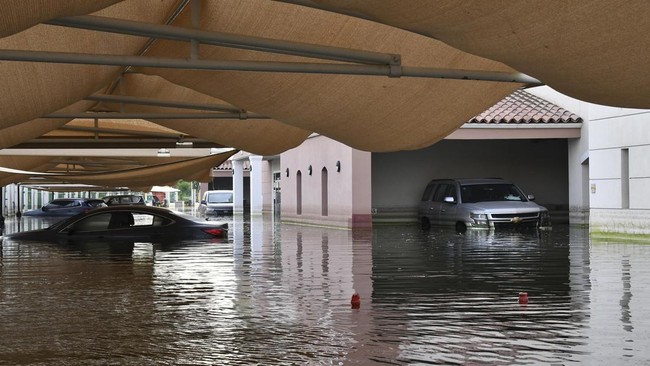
[461, 201, 547, 213]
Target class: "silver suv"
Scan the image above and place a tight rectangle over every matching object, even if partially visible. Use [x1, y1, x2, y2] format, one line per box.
[419, 178, 551, 232]
[198, 190, 234, 217]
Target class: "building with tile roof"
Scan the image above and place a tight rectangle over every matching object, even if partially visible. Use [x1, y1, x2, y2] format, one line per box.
[468, 90, 583, 125]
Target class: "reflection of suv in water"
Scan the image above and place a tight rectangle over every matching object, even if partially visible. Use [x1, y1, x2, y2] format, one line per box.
[419, 178, 551, 232]
[198, 190, 234, 217]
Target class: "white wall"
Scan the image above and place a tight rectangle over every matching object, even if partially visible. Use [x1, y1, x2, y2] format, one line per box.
[588, 106, 650, 234]
[528, 86, 591, 224]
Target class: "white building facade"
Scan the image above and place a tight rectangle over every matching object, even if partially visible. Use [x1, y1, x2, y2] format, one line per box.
[587, 106, 650, 235]
[529, 87, 650, 236]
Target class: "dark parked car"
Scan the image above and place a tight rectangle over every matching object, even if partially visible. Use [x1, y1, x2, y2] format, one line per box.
[103, 194, 146, 206]
[22, 198, 107, 217]
[419, 178, 551, 232]
[7, 206, 228, 243]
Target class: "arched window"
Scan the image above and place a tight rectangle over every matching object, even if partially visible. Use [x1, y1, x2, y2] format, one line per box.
[321, 167, 328, 216]
[296, 170, 302, 215]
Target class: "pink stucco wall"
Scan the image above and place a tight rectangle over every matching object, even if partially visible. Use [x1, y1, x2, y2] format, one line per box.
[280, 135, 371, 228]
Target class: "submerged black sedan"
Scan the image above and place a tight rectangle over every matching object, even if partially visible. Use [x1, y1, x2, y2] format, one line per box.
[6, 206, 228, 243]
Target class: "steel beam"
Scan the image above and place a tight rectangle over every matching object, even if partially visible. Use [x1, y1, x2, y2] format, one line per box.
[12, 138, 223, 149]
[86, 94, 242, 113]
[43, 110, 270, 119]
[0, 49, 541, 84]
[46, 15, 397, 65]
[59, 125, 188, 139]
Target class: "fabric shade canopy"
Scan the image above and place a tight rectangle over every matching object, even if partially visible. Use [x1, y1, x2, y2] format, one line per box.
[309, 0, 650, 109]
[1, 0, 647, 188]
[0, 149, 237, 191]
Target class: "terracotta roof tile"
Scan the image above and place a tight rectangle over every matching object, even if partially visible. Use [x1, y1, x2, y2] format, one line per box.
[215, 159, 251, 171]
[468, 90, 583, 124]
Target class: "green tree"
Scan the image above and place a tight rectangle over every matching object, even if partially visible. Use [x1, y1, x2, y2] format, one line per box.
[176, 180, 192, 201]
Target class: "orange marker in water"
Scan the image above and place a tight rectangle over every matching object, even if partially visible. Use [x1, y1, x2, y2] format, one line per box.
[351, 293, 361, 309]
[519, 292, 529, 304]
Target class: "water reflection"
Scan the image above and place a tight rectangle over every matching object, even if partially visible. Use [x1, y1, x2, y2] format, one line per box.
[1, 216, 650, 364]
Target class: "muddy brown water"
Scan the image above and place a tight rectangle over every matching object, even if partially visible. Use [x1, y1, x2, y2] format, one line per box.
[1, 215, 649, 365]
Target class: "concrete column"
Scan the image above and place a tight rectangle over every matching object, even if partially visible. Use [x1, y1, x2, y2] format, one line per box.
[233, 159, 244, 214]
[249, 155, 263, 215]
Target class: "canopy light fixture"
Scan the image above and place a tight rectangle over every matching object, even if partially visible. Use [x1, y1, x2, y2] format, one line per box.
[157, 148, 171, 157]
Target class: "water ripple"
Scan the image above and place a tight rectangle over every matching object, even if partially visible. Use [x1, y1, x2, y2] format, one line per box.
[1, 220, 650, 364]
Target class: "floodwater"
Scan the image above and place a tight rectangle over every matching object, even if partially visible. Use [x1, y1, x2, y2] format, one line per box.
[1, 214, 650, 365]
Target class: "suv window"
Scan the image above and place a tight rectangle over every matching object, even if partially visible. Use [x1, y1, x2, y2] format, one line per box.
[432, 183, 456, 202]
[421, 183, 437, 201]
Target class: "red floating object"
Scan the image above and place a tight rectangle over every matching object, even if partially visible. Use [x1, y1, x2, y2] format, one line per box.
[351, 293, 361, 309]
[518, 292, 529, 304]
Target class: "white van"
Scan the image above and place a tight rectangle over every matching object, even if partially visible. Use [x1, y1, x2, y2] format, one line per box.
[198, 190, 234, 217]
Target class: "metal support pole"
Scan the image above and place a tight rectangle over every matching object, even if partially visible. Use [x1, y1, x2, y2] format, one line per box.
[86, 94, 242, 113]
[0, 49, 542, 84]
[43, 111, 271, 119]
[46, 15, 397, 65]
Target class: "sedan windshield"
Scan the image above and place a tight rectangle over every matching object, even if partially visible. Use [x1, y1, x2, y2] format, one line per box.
[460, 184, 527, 203]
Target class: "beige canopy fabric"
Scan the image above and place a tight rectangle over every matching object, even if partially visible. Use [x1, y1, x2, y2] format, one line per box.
[1, 0, 648, 189]
[141, 0, 518, 152]
[0, 150, 237, 190]
[0, 0, 177, 131]
[0, 155, 57, 186]
[1, 1, 121, 38]
[311, 0, 650, 109]
[0, 100, 96, 148]
[102, 73, 312, 155]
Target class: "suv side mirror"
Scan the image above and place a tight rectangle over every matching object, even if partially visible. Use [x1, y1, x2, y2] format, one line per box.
[201, 200, 207, 205]
[443, 196, 456, 204]
[527, 194, 536, 201]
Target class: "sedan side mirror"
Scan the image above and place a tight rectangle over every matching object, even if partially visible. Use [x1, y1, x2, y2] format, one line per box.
[527, 194, 536, 201]
[41, 206, 48, 211]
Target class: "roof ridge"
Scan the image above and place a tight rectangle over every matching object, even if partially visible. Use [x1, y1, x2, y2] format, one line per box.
[468, 90, 583, 125]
